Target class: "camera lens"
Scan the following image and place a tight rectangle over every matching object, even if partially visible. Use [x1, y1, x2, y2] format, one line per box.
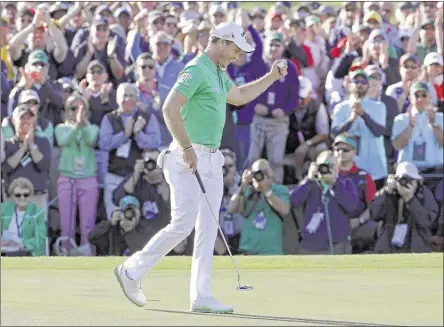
[318, 163, 331, 175]
[144, 159, 157, 171]
[398, 177, 410, 187]
[124, 207, 135, 220]
[253, 170, 264, 182]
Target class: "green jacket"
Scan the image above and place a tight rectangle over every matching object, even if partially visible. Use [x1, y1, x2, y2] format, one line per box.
[1, 116, 54, 146]
[1, 202, 46, 256]
[55, 122, 99, 179]
[239, 184, 290, 255]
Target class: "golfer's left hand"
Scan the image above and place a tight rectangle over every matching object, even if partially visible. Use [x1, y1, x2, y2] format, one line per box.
[271, 59, 288, 80]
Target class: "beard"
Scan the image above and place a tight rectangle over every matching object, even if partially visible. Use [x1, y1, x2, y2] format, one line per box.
[352, 87, 368, 98]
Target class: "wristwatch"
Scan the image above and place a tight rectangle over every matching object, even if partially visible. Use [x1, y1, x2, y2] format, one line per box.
[264, 190, 273, 198]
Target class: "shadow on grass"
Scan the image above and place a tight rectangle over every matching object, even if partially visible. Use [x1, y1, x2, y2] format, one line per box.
[146, 308, 389, 326]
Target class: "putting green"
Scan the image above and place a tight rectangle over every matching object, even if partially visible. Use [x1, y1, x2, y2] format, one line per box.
[1, 254, 443, 326]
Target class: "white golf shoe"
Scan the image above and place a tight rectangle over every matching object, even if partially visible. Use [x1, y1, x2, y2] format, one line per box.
[114, 264, 146, 307]
[190, 296, 234, 314]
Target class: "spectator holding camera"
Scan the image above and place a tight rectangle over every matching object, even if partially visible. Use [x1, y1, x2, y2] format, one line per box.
[371, 162, 438, 253]
[55, 94, 100, 254]
[432, 178, 444, 251]
[392, 81, 443, 175]
[1, 177, 46, 257]
[2, 89, 53, 146]
[331, 69, 387, 189]
[291, 150, 360, 254]
[228, 159, 290, 255]
[333, 133, 378, 253]
[7, 50, 64, 126]
[99, 83, 161, 221]
[111, 150, 171, 254]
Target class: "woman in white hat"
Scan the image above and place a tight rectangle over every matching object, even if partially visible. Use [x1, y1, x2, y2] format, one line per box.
[422, 52, 443, 111]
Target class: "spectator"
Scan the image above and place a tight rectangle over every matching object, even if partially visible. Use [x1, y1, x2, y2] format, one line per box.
[406, 12, 439, 64]
[74, 17, 126, 86]
[251, 7, 266, 37]
[99, 83, 161, 221]
[150, 31, 185, 146]
[181, 20, 212, 65]
[2, 89, 54, 145]
[110, 149, 171, 255]
[386, 54, 438, 114]
[422, 52, 444, 112]
[246, 32, 299, 184]
[370, 162, 438, 253]
[291, 150, 359, 254]
[1, 66, 11, 119]
[331, 69, 388, 189]
[432, 178, 444, 252]
[2, 104, 51, 216]
[1, 129, 5, 164]
[7, 49, 64, 126]
[283, 19, 313, 77]
[215, 149, 243, 255]
[333, 133, 378, 253]
[284, 76, 329, 182]
[125, 9, 151, 65]
[228, 159, 290, 255]
[364, 65, 398, 171]
[1, 16, 14, 83]
[392, 81, 443, 172]
[1, 177, 46, 257]
[8, 4, 68, 82]
[209, 4, 227, 27]
[55, 94, 99, 255]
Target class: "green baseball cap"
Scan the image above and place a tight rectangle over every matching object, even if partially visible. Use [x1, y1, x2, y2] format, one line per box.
[410, 81, 429, 95]
[349, 69, 369, 80]
[421, 19, 434, 29]
[119, 195, 140, 211]
[266, 31, 284, 43]
[28, 49, 49, 65]
[333, 133, 358, 149]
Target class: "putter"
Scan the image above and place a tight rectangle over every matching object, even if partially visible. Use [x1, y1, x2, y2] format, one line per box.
[195, 171, 253, 292]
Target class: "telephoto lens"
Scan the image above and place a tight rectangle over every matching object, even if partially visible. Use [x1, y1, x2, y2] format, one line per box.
[123, 207, 136, 221]
[144, 159, 157, 171]
[317, 163, 331, 175]
[253, 170, 265, 182]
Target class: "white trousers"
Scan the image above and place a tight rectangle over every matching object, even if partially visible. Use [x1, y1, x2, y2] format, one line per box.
[124, 143, 224, 303]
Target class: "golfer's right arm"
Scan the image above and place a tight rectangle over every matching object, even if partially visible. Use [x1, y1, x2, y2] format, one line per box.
[162, 90, 192, 149]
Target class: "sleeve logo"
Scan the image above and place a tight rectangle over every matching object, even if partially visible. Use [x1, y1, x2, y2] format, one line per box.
[178, 72, 192, 84]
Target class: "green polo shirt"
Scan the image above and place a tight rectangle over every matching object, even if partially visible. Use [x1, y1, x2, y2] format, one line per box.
[416, 42, 437, 65]
[172, 52, 233, 149]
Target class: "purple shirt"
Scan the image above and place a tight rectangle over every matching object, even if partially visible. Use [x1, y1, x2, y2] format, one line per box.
[255, 58, 300, 116]
[290, 177, 359, 252]
[98, 108, 161, 152]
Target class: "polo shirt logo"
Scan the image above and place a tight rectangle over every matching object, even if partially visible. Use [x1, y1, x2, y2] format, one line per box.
[178, 72, 192, 84]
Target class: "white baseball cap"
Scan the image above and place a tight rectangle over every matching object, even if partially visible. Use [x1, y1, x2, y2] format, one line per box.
[395, 162, 422, 180]
[18, 89, 40, 105]
[298, 76, 312, 98]
[423, 52, 443, 67]
[210, 22, 255, 53]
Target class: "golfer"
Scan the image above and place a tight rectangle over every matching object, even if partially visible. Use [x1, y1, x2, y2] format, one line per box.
[114, 21, 288, 314]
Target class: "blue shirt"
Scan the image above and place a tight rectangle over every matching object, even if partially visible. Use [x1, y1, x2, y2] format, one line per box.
[392, 108, 444, 169]
[331, 97, 388, 180]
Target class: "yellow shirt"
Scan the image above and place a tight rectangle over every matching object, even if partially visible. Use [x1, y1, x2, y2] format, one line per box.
[1, 46, 14, 81]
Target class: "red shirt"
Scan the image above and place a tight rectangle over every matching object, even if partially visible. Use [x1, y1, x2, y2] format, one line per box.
[340, 163, 377, 204]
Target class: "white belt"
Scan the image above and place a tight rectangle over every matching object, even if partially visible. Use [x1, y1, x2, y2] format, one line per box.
[170, 142, 218, 153]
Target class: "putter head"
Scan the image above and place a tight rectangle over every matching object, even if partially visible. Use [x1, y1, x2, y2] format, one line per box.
[236, 285, 253, 291]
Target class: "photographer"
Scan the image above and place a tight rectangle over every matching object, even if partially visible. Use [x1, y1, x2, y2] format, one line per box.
[228, 159, 290, 255]
[290, 150, 360, 255]
[370, 162, 438, 253]
[109, 150, 171, 255]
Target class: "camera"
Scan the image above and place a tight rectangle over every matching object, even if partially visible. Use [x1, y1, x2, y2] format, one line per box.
[317, 163, 331, 175]
[123, 206, 137, 221]
[144, 158, 157, 172]
[396, 176, 412, 187]
[253, 170, 265, 182]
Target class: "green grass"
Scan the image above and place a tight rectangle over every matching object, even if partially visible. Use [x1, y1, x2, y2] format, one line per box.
[1, 254, 443, 326]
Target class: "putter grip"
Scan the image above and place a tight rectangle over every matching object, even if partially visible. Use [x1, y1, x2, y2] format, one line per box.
[195, 171, 206, 193]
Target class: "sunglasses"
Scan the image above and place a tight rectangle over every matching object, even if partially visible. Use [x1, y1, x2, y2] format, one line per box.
[153, 19, 165, 25]
[96, 25, 108, 32]
[32, 62, 45, 68]
[21, 18, 32, 24]
[269, 42, 282, 48]
[166, 23, 177, 27]
[422, 25, 434, 31]
[25, 100, 40, 106]
[352, 79, 368, 85]
[140, 64, 155, 70]
[334, 147, 352, 153]
[14, 192, 30, 198]
[369, 75, 382, 81]
[89, 68, 104, 75]
[414, 93, 428, 99]
[70, 105, 80, 111]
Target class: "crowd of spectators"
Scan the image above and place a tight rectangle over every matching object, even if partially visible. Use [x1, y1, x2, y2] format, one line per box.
[1, 1, 443, 257]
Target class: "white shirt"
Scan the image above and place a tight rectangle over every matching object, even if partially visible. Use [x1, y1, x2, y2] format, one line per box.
[7, 209, 25, 237]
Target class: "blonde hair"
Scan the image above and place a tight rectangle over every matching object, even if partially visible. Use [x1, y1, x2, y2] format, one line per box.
[65, 93, 90, 121]
[8, 177, 34, 196]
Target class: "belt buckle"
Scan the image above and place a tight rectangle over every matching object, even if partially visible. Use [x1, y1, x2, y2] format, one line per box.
[210, 148, 217, 153]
